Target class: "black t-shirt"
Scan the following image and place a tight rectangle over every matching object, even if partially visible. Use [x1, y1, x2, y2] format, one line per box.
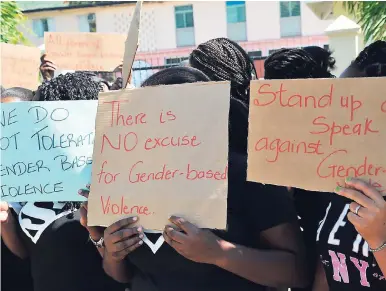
[126, 152, 298, 291]
[292, 188, 330, 291]
[1, 240, 33, 291]
[15, 202, 125, 291]
[317, 192, 386, 290]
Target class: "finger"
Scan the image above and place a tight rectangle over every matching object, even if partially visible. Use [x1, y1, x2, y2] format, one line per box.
[347, 212, 364, 227]
[163, 230, 182, 249]
[335, 186, 376, 209]
[164, 226, 187, 244]
[0, 211, 9, 222]
[79, 207, 87, 227]
[81, 201, 88, 211]
[112, 238, 143, 258]
[345, 177, 384, 204]
[78, 189, 89, 199]
[111, 226, 143, 243]
[113, 234, 143, 251]
[169, 216, 197, 235]
[349, 202, 372, 218]
[42, 63, 57, 70]
[0, 201, 9, 212]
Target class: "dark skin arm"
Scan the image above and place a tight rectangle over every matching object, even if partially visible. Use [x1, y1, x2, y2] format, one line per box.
[312, 259, 329, 291]
[164, 216, 309, 289]
[102, 217, 144, 283]
[1, 202, 28, 259]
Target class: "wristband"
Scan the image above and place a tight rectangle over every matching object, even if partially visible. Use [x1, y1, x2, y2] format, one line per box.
[89, 235, 105, 248]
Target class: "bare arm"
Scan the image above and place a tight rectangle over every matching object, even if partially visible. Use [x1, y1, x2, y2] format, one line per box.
[215, 222, 309, 289]
[1, 207, 28, 259]
[102, 217, 144, 283]
[373, 248, 386, 277]
[312, 259, 329, 291]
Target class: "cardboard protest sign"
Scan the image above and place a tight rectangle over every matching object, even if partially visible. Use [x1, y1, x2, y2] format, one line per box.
[1, 43, 40, 90]
[1, 101, 97, 202]
[122, 1, 142, 89]
[87, 82, 230, 230]
[44, 32, 126, 71]
[247, 78, 386, 194]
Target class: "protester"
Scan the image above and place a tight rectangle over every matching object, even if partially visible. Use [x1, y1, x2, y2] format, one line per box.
[79, 66, 308, 291]
[264, 47, 336, 291]
[312, 41, 386, 291]
[264, 47, 335, 80]
[1, 87, 37, 102]
[189, 37, 256, 106]
[1, 72, 126, 291]
[302, 46, 336, 75]
[341, 40, 386, 78]
[1, 89, 34, 291]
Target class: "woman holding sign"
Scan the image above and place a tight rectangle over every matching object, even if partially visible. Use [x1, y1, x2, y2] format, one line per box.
[80, 66, 309, 291]
[312, 41, 386, 291]
[1, 74, 126, 291]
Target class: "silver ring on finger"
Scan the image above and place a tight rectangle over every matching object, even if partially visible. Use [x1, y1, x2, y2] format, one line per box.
[355, 205, 361, 215]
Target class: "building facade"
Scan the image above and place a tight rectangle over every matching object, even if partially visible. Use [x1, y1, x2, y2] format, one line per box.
[20, 1, 333, 84]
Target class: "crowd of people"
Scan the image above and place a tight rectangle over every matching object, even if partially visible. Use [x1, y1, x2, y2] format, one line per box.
[1, 38, 386, 291]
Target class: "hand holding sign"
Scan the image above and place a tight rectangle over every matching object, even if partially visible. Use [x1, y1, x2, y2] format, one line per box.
[336, 178, 386, 250]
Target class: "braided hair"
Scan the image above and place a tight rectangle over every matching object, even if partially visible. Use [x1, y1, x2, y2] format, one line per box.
[36, 72, 100, 101]
[36, 72, 99, 211]
[353, 40, 386, 77]
[264, 48, 335, 79]
[189, 38, 257, 105]
[141, 66, 210, 87]
[303, 46, 336, 74]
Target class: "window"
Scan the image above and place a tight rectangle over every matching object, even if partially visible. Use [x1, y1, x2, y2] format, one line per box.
[78, 13, 96, 32]
[175, 5, 195, 47]
[226, 1, 247, 42]
[226, 1, 246, 23]
[247, 51, 262, 59]
[280, 1, 301, 37]
[268, 49, 280, 55]
[165, 57, 189, 65]
[33, 18, 55, 38]
[280, 1, 301, 17]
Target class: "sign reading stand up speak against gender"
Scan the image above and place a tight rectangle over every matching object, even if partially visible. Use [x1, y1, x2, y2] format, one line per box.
[87, 82, 230, 230]
[1, 101, 97, 202]
[247, 78, 386, 194]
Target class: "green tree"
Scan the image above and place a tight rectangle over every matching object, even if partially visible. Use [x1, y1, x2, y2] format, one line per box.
[0, 1, 28, 44]
[343, 1, 386, 42]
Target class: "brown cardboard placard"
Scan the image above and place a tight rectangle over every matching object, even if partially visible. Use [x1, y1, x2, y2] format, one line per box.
[122, 1, 142, 88]
[1, 43, 40, 90]
[44, 32, 126, 71]
[88, 81, 230, 229]
[247, 78, 386, 194]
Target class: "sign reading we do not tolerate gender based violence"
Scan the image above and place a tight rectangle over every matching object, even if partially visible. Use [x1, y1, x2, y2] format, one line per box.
[247, 77, 386, 195]
[87, 82, 230, 230]
[1, 100, 98, 202]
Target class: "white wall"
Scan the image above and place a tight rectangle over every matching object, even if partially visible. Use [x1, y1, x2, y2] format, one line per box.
[22, 1, 333, 51]
[301, 2, 333, 36]
[153, 4, 176, 50]
[246, 1, 281, 41]
[193, 1, 227, 44]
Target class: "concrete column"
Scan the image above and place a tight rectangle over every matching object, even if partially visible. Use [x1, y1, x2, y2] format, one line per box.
[325, 15, 364, 76]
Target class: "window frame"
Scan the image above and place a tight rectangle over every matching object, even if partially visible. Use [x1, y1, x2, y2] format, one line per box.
[174, 5, 194, 29]
[280, 1, 301, 18]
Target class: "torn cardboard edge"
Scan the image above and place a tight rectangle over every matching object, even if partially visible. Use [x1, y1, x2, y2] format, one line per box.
[122, 0, 143, 89]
